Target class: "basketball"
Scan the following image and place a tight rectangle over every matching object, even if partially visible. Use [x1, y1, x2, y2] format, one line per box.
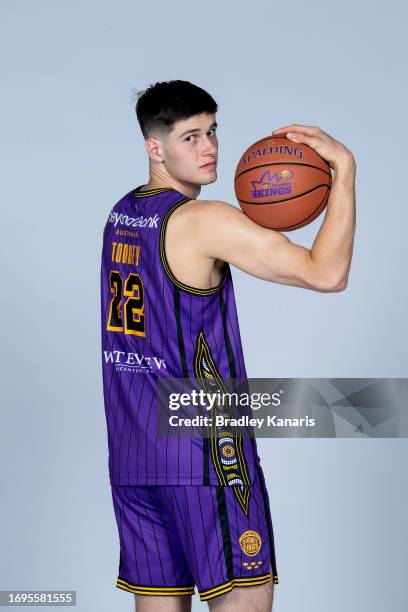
[234, 134, 332, 231]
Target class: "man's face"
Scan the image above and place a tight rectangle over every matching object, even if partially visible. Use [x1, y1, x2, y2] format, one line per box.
[159, 112, 218, 186]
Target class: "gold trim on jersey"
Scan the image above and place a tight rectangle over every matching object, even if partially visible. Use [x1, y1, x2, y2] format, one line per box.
[116, 577, 195, 595]
[159, 197, 229, 296]
[194, 328, 251, 515]
[199, 573, 276, 601]
[134, 186, 176, 198]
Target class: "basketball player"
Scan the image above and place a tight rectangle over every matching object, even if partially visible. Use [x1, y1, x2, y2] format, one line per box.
[100, 80, 356, 611]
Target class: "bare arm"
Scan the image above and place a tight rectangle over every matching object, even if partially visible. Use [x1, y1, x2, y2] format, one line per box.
[191, 125, 356, 292]
[309, 156, 356, 289]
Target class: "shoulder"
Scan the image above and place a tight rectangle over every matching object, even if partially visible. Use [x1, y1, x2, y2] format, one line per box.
[170, 198, 243, 227]
[165, 199, 252, 249]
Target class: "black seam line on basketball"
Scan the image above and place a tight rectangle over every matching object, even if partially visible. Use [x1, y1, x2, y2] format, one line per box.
[277, 193, 328, 230]
[117, 577, 195, 590]
[216, 487, 234, 582]
[159, 197, 229, 296]
[238, 183, 329, 206]
[263, 188, 329, 231]
[173, 286, 190, 380]
[235, 161, 331, 180]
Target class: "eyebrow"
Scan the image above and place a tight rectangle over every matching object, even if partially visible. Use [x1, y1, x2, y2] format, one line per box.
[179, 121, 218, 138]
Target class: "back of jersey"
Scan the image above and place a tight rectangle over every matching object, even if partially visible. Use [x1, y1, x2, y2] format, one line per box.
[100, 185, 260, 506]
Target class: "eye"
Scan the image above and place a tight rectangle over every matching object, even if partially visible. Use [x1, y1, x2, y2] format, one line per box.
[185, 128, 217, 142]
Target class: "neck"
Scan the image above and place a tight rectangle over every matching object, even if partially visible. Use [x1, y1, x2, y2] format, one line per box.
[142, 168, 201, 200]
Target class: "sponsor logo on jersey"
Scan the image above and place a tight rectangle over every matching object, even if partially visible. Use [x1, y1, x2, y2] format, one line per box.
[103, 350, 167, 373]
[239, 530, 262, 556]
[115, 228, 139, 238]
[108, 211, 160, 228]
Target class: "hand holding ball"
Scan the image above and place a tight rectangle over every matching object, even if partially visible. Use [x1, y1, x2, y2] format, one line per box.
[234, 134, 332, 231]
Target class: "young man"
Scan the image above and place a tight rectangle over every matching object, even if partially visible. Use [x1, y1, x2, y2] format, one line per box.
[100, 80, 356, 611]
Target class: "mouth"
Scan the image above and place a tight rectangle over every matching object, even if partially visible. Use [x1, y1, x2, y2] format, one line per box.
[201, 161, 217, 170]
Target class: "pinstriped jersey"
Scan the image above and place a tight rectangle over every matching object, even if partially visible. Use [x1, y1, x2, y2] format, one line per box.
[100, 185, 261, 500]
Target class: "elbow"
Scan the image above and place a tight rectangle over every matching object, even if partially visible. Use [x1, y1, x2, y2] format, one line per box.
[308, 267, 348, 292]
[307, 259, 349, 293]
[318, 275, 348, 293]
[306, 254, 350, 293]
[331, 278, 348, 292]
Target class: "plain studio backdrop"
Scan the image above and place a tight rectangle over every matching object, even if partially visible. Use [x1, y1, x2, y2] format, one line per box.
[1, 1, 407, 611]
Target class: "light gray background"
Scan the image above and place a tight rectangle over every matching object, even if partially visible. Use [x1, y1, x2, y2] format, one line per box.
[1, 0, 407, 610]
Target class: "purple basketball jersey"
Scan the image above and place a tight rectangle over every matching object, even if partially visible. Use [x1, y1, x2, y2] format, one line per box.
[100, 185, 261, 497]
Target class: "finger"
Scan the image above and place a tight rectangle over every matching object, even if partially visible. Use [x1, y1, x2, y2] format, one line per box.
[285, 132, 319, 148]
[272, 124, 320, 136]
[272, 124, 317, 133]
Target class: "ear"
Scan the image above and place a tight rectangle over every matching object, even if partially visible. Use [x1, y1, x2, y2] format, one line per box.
[145, 137, 164, 163]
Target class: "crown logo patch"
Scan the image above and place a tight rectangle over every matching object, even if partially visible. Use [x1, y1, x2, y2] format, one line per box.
[239, 530, 262, 556]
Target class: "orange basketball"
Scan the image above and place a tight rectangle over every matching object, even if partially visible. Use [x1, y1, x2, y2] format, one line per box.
[234, 134, 332, 231]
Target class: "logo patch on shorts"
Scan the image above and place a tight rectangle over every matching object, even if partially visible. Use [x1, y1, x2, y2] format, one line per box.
[239, 530, 262, 556]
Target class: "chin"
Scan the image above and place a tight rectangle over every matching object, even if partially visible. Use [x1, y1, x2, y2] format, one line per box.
[200, 173, 217, 186]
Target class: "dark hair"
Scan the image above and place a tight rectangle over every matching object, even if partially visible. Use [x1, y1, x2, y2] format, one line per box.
[133, 80, 218, 139]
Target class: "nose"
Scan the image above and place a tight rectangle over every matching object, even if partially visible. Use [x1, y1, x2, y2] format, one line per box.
[202, 134, 218, 157]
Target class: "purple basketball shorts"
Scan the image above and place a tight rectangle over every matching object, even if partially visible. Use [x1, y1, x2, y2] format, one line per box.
[110, 463, 279, 602]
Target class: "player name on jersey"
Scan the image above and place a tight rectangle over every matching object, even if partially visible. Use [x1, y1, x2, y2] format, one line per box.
[111, 241, 141, 266]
